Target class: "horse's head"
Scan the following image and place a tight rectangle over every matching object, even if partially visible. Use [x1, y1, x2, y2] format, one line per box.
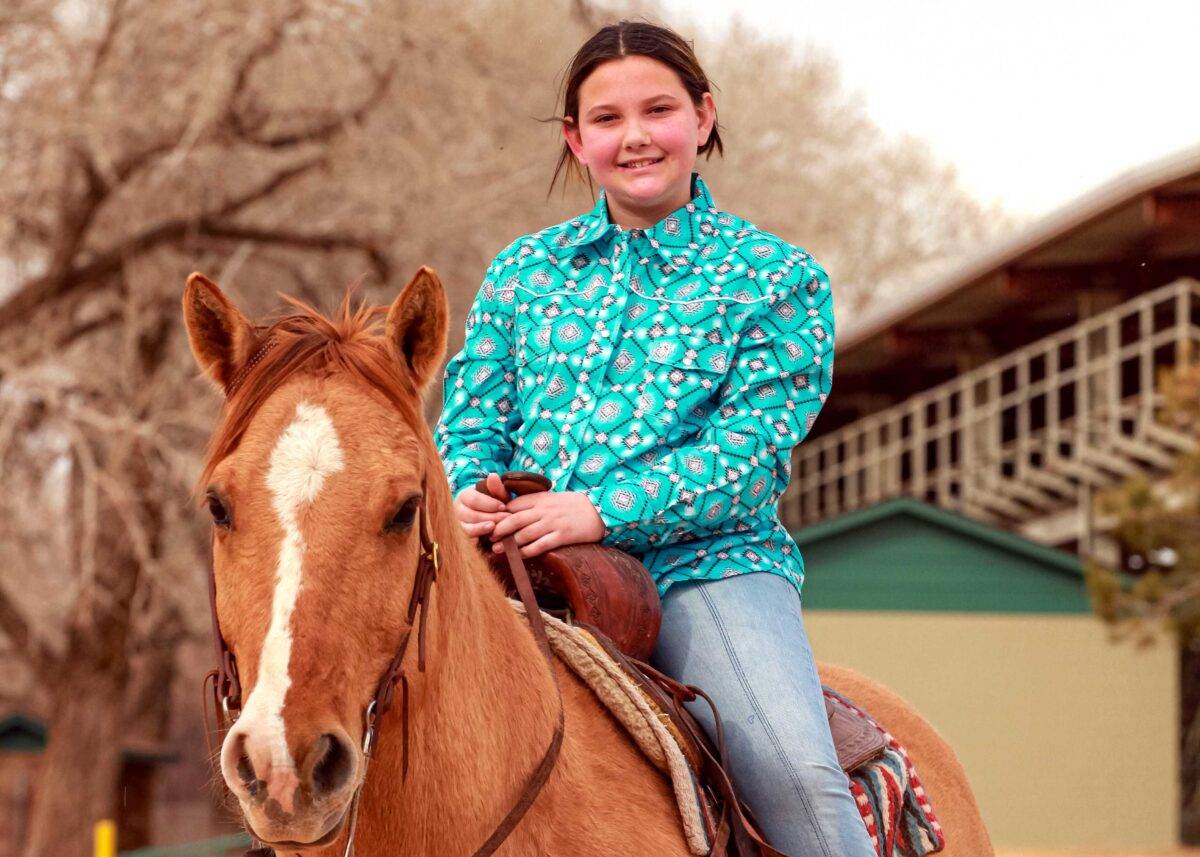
[184, 269, 449, 848]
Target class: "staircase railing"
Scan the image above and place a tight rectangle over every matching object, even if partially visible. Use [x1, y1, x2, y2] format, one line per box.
[781, 278, 1200, 536]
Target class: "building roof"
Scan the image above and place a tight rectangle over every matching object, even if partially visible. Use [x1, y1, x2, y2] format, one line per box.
[792, 496, 1092, 613]
[821, 143, 1200, 434]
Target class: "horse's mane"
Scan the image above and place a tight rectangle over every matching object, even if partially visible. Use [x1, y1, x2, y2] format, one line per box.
[197, 292, 426, 492]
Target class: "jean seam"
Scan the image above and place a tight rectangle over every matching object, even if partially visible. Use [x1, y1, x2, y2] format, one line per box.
[698, 584, 837, 857]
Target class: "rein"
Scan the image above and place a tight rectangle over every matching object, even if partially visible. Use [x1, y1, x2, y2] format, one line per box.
[204, 476, 565, 856]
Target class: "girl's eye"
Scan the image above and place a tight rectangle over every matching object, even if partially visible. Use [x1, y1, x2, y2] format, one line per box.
[595, 114, 616, 123]
[651, 105, 671, 113]
[207, 493, 232, 529]
[386, 497, 421, 533]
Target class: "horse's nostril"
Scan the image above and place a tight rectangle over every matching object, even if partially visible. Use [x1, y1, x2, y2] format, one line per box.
[234, 740, 257, 793]
[311, 732, 353, 796]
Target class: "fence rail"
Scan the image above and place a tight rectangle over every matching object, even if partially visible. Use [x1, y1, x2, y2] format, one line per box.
[781, 278, 1200, 541]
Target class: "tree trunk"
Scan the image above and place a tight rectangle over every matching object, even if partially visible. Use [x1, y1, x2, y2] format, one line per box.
[22, 646, 128, 856]
[22, 437, 153, 857]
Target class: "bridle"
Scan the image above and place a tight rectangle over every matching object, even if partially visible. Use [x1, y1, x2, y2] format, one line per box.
[204, 475, 565, 856]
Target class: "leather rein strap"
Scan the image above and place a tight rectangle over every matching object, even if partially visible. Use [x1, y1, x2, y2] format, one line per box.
[204, 475, 566, 856]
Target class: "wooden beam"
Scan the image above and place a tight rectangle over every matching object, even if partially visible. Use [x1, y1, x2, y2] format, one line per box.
[1105, 434, 1177, 470]
[960, 481, 1029, 519]
[1022, 466, 1079, 498]
[1151, 193, 1200, 230]
[1041, 453, 1112, 488]
[1143, 421, 1197, 455]
[999, 266, 1091, 299]
[1075, 444, 1140, 478]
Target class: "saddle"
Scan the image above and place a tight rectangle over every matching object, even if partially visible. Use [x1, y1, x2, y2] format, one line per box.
[476, 471, 888, 853]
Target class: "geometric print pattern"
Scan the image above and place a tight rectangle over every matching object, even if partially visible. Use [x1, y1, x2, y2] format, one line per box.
[435, 172, 835, 598]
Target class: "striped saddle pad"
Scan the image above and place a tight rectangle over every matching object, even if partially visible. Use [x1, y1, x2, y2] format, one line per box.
[823, 687, 946, 856]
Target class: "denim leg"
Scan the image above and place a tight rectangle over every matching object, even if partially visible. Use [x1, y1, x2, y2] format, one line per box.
[650, 572, 877, 857]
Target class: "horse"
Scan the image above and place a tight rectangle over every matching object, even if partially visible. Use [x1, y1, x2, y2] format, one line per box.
[184, 267, 994, 855]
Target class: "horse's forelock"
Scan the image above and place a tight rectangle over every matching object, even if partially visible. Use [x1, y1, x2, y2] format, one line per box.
[197, 293, 427, 495]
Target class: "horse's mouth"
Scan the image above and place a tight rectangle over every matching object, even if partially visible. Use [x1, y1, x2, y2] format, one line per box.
[247, 804, 348, 851]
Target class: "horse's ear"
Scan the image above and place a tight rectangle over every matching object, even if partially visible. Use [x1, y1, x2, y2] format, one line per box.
[182, 272, 256, 393]
[386, 266, 448, 393]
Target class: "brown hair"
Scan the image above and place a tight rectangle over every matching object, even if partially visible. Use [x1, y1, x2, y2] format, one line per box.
[548, 20, 724, 197]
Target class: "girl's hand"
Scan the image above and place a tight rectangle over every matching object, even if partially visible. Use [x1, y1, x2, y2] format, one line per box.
[452, 472, 511, 538]
[488, 489, 605, 558]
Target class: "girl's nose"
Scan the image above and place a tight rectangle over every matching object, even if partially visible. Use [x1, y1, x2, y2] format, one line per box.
[623, 119, 651, 147]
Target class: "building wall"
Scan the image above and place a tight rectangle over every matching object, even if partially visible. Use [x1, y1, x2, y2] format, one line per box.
[804, 610, 1178, 851]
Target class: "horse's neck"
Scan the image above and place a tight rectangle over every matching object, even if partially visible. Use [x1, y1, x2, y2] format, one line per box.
[355, 519, 560, 852]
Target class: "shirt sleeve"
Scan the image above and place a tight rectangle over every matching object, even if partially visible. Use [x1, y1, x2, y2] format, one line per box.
[582, 251, 834, 552]
[435, 251, 521, 499]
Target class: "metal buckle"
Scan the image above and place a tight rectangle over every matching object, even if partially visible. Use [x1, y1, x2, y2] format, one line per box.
[420, 505, 440, 570]
[362, 700, 378, 756]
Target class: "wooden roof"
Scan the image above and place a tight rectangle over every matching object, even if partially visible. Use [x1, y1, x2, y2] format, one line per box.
[820, 144, 1200, 435]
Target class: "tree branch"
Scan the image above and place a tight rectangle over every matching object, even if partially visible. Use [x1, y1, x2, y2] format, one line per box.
[80, 0, 128, 99]
[231, 58, 396, 150]
[0, 155, 326, 334]
[197, 222, 390, 284]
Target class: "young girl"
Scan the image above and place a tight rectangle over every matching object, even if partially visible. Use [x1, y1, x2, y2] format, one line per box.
[435, 20, 875, 857]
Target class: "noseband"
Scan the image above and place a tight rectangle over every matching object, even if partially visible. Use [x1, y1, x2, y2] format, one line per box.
[204, 476, 565, 856]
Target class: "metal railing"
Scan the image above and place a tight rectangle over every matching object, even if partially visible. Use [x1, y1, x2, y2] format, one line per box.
[781, 278, 1200, 538]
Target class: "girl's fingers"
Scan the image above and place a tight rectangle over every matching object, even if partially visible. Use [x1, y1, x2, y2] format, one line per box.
[518, 532, 561, 558]
[458, 508, 510, 525]
[460, 488, 506, 512]
[460, 520, 495, 536]
[483, 473, 508, 504]
[490, 508, 539, 541]
[510, 518, 551, 547]
[493, 520, 555, 554]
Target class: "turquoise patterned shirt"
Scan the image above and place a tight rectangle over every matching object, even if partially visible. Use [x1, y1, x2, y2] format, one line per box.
[435, 172, 834, 598]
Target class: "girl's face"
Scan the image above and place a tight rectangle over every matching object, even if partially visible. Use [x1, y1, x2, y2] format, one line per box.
[563, 55, 715, 228]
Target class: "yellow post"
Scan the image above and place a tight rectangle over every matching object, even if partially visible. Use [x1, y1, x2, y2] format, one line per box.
[93, 819, 117, 857]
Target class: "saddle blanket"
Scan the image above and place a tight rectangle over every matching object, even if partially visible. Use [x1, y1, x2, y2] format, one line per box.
[823, 688, 946, 856]
[511, 601, 944, 856]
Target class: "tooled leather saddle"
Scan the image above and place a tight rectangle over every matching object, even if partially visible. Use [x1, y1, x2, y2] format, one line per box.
[475, 470, 887, 853]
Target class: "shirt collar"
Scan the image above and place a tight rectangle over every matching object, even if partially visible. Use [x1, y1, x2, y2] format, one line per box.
[560, 172, 720, 266]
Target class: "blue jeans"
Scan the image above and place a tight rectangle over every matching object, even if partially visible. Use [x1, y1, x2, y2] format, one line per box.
[650, 572, 877, 857]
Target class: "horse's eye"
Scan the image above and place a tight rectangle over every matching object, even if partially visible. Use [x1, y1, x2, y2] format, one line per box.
[207, 492, 232, 529]
[386, 497, 420, 533]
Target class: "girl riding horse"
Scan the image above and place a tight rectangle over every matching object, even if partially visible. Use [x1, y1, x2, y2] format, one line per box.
[437, 20, 874, 856]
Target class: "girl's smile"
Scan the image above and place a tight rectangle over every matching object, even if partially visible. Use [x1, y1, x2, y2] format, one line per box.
[563, 54, 716, 230]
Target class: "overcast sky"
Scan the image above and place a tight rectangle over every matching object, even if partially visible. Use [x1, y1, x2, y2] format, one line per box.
[659, 0, 1200, 219]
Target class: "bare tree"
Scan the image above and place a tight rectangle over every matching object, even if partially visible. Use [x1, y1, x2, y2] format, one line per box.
[0, 1, 405, 852]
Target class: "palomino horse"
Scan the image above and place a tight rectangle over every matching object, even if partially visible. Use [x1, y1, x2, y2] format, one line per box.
[185, 267, 993, 856]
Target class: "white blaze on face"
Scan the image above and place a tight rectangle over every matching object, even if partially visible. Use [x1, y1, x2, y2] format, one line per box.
[237, 401, 345, 786]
